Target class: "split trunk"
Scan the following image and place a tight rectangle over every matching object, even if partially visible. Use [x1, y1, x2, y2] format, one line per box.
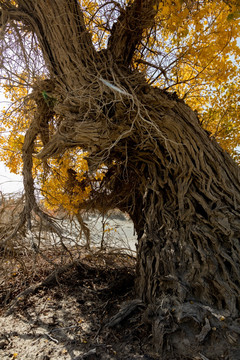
[2, 0, 240, 357]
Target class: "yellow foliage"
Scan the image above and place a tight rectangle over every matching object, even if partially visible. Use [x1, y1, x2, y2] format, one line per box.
[142, 0, 240, 161]
[0, 75, 106, 214]
[1, 0, 240, 216]
[0, 78, 31, 174]
[40, 151, 93, 214]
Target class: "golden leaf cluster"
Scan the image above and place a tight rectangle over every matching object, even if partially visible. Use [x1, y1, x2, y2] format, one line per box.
[1, 0, 240, 214]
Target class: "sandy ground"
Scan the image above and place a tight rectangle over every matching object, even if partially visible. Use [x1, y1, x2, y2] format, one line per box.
[61, 212, 138, 252]
[0, 255, 158, 360]
[1, 214, 240, 359]
[0, 212, 155, 360]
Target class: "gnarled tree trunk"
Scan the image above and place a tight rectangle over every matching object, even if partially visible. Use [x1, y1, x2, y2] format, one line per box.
[1, 0, 240, 358]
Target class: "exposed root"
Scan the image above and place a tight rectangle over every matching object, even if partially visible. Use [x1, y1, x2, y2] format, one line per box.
[1, 2, 240, 358]
[148, 297, 240, 359]
[105, 299, 144, 328]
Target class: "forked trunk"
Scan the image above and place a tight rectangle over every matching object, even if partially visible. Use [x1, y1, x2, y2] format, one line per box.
[2, 1, 240, 358]
[31, 73, 240, 358]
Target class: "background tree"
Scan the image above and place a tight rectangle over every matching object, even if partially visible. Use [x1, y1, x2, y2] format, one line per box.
[1, 0, 240, 358]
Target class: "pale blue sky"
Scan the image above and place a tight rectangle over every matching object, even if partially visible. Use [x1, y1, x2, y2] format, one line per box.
[0, 162, 23, 194]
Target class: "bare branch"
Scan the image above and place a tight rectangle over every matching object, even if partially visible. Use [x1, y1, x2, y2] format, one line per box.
[1, 0, 97, 86]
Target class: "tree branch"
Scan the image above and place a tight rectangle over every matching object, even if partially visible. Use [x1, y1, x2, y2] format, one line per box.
[107, 0, 160, 65]
[1, 0, 97, 85]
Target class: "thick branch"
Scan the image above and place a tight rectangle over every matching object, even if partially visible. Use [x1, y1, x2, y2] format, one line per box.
[1, 0, 97, 86]
[107, 0, 160, 65]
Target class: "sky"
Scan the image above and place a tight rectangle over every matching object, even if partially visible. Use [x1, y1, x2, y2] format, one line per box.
[0, 162, 24, 195]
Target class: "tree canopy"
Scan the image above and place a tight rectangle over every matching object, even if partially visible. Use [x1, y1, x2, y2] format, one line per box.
[1, 1, 240, 357]
[0, 0, 240, 215]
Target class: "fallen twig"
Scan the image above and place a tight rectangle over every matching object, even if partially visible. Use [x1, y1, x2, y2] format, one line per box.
[6, 260, 79, 315]
[105, 299, 144, 328]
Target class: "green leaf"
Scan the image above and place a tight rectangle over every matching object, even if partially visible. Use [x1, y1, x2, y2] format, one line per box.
[42, 91, 49, 100]
[227, 12, 240, 21]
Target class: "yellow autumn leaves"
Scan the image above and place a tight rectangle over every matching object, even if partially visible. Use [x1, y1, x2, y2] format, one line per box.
[145, 0, 240, 157]
[40, 151, 93, 215]
[0, 81, 105, 214]
[1, 0, 240, 215]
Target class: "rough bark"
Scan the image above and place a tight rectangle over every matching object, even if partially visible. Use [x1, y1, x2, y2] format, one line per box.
[108, 0, 160, 65]
[1, 0, 240, 358]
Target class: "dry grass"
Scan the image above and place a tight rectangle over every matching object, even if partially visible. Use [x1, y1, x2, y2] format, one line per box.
[0, 194, 136, 315]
